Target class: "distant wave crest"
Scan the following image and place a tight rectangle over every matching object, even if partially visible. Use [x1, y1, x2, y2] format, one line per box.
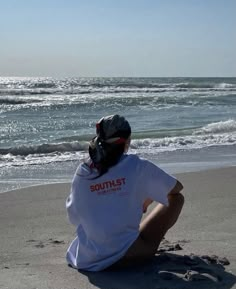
[0, 97, 41, 105]
[1, 78, 236, 98]
[0, 89, 55, 96]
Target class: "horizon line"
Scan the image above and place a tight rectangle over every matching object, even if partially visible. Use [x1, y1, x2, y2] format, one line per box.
[1, 75, 236, 78]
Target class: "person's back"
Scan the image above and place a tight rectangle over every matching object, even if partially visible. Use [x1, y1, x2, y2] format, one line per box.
[66, 115, 184, 271]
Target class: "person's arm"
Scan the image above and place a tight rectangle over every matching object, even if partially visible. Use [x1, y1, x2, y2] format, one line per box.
[167, 180, 184, 206]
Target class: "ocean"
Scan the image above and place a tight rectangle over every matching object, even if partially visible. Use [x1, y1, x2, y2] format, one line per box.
[1, 77, 236, 193]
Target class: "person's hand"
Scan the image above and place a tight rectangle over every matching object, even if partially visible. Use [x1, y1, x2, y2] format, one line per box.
[142, 198, 153, 213]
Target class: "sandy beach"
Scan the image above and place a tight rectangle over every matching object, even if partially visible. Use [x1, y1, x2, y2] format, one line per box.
[0, 167, 236, 289]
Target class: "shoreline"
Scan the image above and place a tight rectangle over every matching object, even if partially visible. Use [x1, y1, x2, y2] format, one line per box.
[0, 166, 236, 289]
[2, 144, 236, 194]
[2, 165, 235, 191]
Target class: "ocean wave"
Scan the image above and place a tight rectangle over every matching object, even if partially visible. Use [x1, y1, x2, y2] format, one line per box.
[88, 94, 236, 108]
[131, 132, 236, 151]
[175, 82, 212, 89]
[0, 141, 88, 156]
[28, 82, 58, 89]
[0, 97, 42, 105]
[1, 132, 236, 168]
[217, 82, 234, 89]
[0, 98, 29, 105]
[1, 120, 236, 158]
[0, 89, 56, 96]
[175, 82, 236, 89]
[0, 151, 86, 168]
[130, 120, 236, 150]
[194, 120, 236, 135]
[1, 92, 236, 110]
[1, 78, 236, 98]
[1, 86, 236, 98]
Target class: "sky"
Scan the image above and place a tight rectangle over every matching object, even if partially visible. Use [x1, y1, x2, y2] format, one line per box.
[0, 0, 235, 77]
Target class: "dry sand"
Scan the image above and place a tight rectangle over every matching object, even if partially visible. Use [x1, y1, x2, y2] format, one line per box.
[0, 167, 236, 289]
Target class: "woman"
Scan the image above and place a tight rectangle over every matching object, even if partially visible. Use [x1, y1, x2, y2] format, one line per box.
[66, 115, 184, 271]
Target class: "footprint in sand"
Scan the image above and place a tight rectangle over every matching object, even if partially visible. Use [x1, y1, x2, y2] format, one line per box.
[26, 239, 45, 248]
[48, 238, 65, 245]
[26, 238, 65, 248]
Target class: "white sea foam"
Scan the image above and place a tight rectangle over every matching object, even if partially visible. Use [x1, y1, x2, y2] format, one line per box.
[131, 120, 236, 153]
[131, 132, 236, 152]
[1, 77, 236, 168]
[0, 151, 86, 168]
[194, 120, 236, 135]
[217, 82, 234, 89]
[1, 120, 236, 167]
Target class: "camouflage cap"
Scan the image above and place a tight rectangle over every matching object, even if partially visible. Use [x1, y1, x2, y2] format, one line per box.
[96, 114, 131, 144]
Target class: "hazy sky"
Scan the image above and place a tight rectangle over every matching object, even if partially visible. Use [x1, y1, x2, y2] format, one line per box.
[0, 0, 235, 77]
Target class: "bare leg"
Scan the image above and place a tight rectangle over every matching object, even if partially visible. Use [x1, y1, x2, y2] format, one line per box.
[111, 193, 184, 268]
[139, 193, 184, 253]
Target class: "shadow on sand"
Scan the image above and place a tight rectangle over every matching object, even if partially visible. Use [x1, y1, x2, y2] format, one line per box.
[79, 253, 236, 289]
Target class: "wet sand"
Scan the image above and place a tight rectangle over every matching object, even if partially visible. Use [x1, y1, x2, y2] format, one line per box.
[0, 167, 236, 289]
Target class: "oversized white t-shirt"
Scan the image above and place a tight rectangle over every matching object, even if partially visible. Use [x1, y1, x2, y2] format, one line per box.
[66, 154, 176, 271]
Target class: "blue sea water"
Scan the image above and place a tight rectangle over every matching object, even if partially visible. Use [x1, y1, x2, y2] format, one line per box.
[1, 77, 236, 193]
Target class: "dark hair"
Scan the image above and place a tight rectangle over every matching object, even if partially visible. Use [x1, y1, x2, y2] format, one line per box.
[88, 115, 131, 176]
[89, 138, 126, 176]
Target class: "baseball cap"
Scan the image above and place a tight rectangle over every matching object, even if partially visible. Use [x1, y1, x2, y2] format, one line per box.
[96, 115, 131, 144]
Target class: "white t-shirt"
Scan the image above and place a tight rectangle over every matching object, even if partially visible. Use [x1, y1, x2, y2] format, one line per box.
[66, 154, 176, 271]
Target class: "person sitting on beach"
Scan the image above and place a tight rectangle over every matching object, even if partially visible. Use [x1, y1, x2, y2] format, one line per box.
[66, 114, 184, 271]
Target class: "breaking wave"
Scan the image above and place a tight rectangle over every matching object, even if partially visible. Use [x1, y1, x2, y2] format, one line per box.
[194, 120, 236, 135]
[1, 120, 236, 162]
[1, 75, 236, 169]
